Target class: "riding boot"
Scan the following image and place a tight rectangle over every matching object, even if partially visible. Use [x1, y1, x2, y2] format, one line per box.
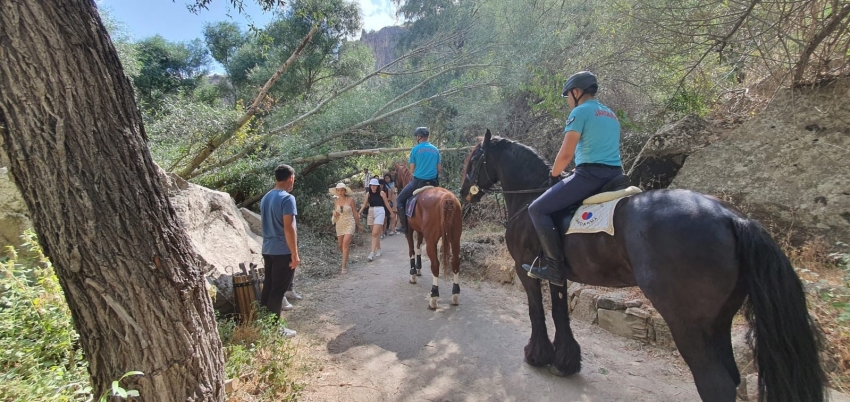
[397, 205, 407, 233]
[521, 226, 566, 287]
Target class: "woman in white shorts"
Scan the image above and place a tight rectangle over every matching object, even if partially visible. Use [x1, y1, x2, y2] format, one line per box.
[359, 178, 395, 262]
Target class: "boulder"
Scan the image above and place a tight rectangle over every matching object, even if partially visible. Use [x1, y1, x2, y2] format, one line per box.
[157, 169, 263, 314]
[240, 207, 262, 236]
[0, 166, 32, 251]
[598, 308, 650, 341]
[596, 291, 629, 310]
[627, 115, 722, 190]
[570, 288, 599, 324]
[672, 79, 850, 245]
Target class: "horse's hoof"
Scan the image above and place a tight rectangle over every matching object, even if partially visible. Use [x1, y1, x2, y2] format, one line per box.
[548, 365, 572, 377]
[416, 269, 422, 276]
[450, 294, 459, 305]
[410, 275, 417, 284]
[427, 305, 437, 310]
[429, 297, 438, 310]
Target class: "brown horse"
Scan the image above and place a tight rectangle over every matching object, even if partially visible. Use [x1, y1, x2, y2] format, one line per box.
[392, 161, 413, 189]
[404, 186, 463, 310]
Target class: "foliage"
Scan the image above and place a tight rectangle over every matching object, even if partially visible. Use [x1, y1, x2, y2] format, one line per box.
[133, 35, 212, 112]
[218, 313, 303, 400]
[0, 231, 90, 401]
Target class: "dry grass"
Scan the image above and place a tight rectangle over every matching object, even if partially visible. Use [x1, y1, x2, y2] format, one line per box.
[220, 314, 313, 401]
[782, 237, 850, 392]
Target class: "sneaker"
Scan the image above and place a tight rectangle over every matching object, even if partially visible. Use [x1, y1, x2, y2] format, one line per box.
[380, 234, 385, 239]
[281, 296, 293, 311]
[389, 231, 396, 236]
[367, 252, 374, 262]
[280, 327, 297, 338]
[376, 249, 382, 257]
[285, 290, 303, 301]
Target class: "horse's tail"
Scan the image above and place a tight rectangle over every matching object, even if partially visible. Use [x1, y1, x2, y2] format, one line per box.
[440, 192, 455, 272]
[734, 217, 825, 402]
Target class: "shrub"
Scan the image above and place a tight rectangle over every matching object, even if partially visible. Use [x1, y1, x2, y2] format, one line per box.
[0, 231, 90, 400]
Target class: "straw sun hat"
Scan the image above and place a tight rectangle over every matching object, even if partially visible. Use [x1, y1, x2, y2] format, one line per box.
[329, 182, 353, 196]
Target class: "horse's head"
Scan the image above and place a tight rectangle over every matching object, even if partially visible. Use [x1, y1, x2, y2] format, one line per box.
[460, 129, 500, 203]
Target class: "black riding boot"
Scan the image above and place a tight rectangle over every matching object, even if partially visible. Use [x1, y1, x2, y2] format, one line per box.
[397, 205, 407, 233]
[521, 226, 566, 287]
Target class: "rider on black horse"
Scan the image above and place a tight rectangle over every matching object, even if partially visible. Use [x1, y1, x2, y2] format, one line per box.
[396, 127, 441, 233]
[522, 71, 624, 287]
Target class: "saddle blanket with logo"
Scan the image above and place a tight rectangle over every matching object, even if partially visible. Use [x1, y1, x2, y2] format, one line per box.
[566, 198, 623, 236]
[405, 186, 434, 218]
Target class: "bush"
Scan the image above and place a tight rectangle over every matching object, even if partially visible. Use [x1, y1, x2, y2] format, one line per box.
[0, 231, 90, 400]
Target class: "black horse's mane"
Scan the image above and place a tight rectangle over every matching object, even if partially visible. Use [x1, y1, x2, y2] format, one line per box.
[489, 136, 551, 181]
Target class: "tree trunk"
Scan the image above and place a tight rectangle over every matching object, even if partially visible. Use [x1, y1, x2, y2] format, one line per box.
[0, 1, 225, 400]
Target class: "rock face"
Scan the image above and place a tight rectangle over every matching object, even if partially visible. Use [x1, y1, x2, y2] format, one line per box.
[672, 79, 850, 244]
[360, 26, 406, 69]
[627, 115, 722, 190]
[157, 169, 263, 313]
[0, 166, 32, 251]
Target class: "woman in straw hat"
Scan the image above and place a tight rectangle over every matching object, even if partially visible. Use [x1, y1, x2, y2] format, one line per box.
[359, 178, 396, 262]
[331, 182, 360, 274]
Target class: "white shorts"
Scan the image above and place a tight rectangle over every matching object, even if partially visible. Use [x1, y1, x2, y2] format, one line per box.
[367, 207, 386, 226]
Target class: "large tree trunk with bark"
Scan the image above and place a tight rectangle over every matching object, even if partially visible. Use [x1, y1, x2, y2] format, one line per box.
[0, 1, 225, 400]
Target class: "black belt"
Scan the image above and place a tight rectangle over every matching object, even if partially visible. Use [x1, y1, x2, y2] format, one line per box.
[577, 163, 621, 169]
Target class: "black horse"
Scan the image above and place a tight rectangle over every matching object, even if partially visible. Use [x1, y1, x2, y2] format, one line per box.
[459, 130, 825, 402]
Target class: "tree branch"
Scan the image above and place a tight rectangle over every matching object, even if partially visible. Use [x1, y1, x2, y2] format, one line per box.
[237, 145, 474, 208]
[792, 3, 850, 85]
[177, 25, 318, 179]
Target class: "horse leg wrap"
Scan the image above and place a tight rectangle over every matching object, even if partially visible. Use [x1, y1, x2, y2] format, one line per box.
[430, 285, 440, 298]
[409, 258, 416, 275]
[416, 255, 422, 270]
[452, 283, 460, 295]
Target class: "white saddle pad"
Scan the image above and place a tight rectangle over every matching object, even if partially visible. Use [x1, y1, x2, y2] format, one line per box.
[566, 198, 623, 236]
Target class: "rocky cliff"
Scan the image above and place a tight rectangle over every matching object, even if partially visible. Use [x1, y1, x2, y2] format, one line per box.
[360, 26, 406, 69]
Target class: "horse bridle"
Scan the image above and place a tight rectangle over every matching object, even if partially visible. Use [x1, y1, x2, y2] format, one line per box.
[467, 146, 549, 196]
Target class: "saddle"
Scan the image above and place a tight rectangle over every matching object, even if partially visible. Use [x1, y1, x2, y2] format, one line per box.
[406, 185, 435, 217]
[553, 174, 637, 236]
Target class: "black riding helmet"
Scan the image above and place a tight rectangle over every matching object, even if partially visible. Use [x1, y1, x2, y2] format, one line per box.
[414, 127, 430, 138]
[561, 71, 598, 97]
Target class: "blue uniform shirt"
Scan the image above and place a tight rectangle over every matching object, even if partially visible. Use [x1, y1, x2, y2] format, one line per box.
[564, 99, 622, 166]
[260, 189, 297, 255]
[409, 141, 441, 180]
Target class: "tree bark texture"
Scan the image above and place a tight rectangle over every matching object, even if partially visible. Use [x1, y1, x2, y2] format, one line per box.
[0, 1, 225, 400]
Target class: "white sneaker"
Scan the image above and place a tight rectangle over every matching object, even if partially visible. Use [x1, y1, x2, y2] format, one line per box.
[281, 296, 293, 311]
[376, 249, 382, 257]
[280, 327, 297, 338]
[285, 290, 303, 301]
[367, 252, 374, 262]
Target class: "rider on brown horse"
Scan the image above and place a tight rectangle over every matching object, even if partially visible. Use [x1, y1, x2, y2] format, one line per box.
[522, 71, 624, 286]
[396, 127, 441, 233]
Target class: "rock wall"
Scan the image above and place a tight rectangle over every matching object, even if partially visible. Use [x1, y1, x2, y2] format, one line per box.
[672, 79, 850, 244]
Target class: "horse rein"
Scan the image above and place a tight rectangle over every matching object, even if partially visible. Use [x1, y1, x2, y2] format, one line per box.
[467, 148, 549, 196]
[466, 147, 548, 226]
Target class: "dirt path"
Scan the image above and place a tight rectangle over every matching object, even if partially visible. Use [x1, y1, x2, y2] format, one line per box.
[289, 234, 700, 401]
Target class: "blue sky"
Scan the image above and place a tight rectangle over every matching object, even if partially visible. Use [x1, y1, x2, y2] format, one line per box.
[99, 0, 398, 71]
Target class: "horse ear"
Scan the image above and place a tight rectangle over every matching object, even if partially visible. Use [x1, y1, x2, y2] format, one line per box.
[483, 129, 492, 147]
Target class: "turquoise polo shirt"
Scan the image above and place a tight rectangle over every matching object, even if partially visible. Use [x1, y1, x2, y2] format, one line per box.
[564, 99, 622, 166]
[409, 141, 441, 180]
